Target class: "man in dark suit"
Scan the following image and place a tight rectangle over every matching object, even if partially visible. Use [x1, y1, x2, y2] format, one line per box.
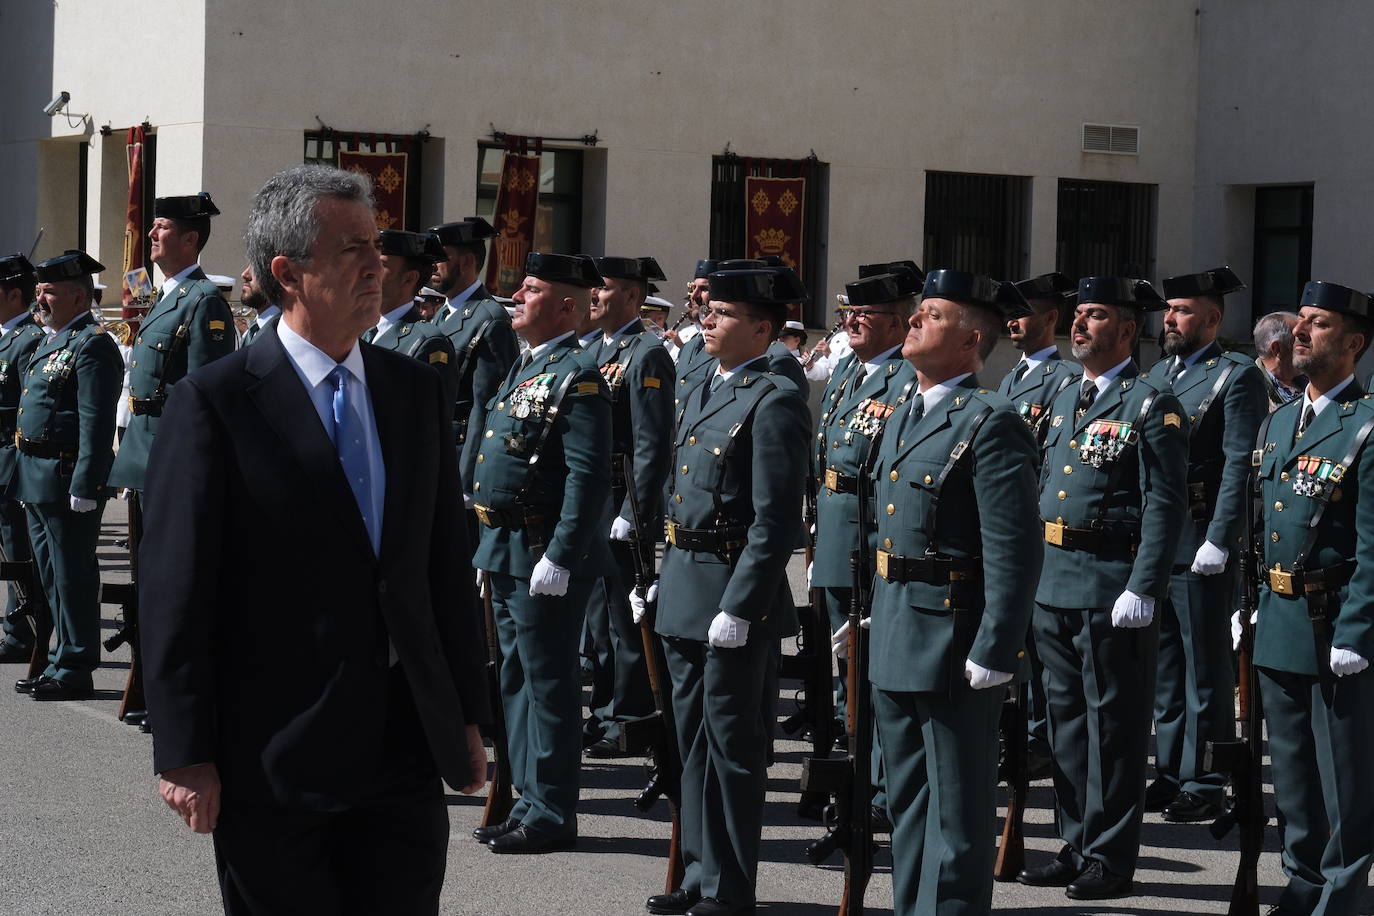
[140, 164, 489, 915]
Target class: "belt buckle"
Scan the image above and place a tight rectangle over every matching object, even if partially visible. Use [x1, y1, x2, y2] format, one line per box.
[1044, 520, 1064, 547]
[875, 549, 890, 581]
[824, 468, 839, 492]
[474, 505, 493, 527]
[666, 521, 678, 546]
[1269, 564, 1295, 596]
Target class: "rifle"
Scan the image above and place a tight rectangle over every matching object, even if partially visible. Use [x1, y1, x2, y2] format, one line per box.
[1203, 458, 1265, 916]
[781, 473, 836, 821]
[1, 551, 51, 682]
[800, 424, 883, 915]
[102, 493, 144, 725]
[801, 314, 847, 370]
[993, 680, 1028, 880]
[478, 573, 514, 828]
[617, 472, 685, 893]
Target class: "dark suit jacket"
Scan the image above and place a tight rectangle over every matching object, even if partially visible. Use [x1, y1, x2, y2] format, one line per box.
[140, 328, 489, 810]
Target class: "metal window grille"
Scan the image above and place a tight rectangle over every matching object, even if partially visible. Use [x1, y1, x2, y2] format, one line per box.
[709, 154, 828, 327]
[474, 142, 583, 255]
[922, 171, 1030, 281]
[303, 130, 424, 231]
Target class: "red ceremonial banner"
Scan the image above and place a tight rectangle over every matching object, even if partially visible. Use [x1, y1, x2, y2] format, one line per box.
[121, 125, 146, 321]
[744, 176, 806, 321]
[338, 149, 408, 230]
[484, 151, 542, 296]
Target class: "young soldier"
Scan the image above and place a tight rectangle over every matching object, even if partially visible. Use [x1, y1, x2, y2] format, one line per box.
[366, 231, 458, 408]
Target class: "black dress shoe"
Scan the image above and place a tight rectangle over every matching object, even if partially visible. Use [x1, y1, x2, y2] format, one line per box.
[1017, 849, 1082, 887]
[685, 899, 754, 916]
[30, 678, 93, 701]
[585, 736, 634, 759]
[1162, 791, 1223, 823]
[0, 642, 32, 663]
[1144, 777, 1179, 812]
[15, 674, 52, 694]
[472, 817, 520, 844]
[646, 889, 701, 914]
[1065, 861, 1133, 900]
[487, 824, 576, 854]
[122, 709, 148, 727]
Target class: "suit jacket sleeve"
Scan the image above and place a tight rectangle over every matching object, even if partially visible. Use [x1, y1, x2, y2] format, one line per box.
[719, 387, 809, 620]
[967, 408, 1042, 673]
[1205, 363, 1267, 550]
[544, 370, 612, 570]
[140, 377, 226, 773]
[71, 334, 123, 499]
[621, 343, 675, 529]
[1126, 391, 1189, 599]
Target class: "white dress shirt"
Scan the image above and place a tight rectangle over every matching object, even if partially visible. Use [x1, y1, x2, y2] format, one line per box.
[159, 263, 199, 300]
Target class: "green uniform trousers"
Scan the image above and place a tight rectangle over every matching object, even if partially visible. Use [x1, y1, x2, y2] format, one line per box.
[27, 498, 105, 689]
[0, 494, 34, 651]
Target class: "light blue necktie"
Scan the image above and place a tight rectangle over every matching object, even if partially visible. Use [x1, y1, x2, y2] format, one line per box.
[329, 365, 377, 551]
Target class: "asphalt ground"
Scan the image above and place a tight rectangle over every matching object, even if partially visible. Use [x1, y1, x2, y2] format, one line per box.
[1, 499, 1358, 915]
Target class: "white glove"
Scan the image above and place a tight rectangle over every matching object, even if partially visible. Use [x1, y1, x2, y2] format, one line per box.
[964, 659, 1014, 690]
[1110, 590, 1155, 628]
[528, 556, 570, 597]
[629, 580, 659, 624]
[830, 617, 871, 658]
[1230, 609, 1257, 651]
[609, 516, 634, 541]
[475, 568, 490, 599]
[69, 495, 97, 513]
[806, 561, 813, 588]
[463, 493, 474, 510]
[707, 610, 750, 648]
[1191, 541, 1229, 576]
[809, 523, 817, 538]
[1331, 646, 1370, 677]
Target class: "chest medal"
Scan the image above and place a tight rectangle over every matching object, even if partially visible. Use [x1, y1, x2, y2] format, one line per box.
[1017, 400, 1044, 425]
[599, 362, 625, 388]
[842, 398, 896, 444]
[1078, 419, 1134, 469]
[1292, 454, 1342, 499]
[509, 373, 555, 419]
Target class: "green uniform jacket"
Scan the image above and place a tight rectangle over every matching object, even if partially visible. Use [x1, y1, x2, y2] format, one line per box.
[812, 353, 914, 588]
[997, 351, 1081, 446]
[1036, 366, 1189, 607]
[656, 364, 809, 641]
[1254, 382, 1374, 673]
[869, 378, 1042, 690]
[470, 334, 613, 578]
[108, 266, 234, 490]
[674, 333, 716, 395]
[1145, 345, 1266, 562]
[598, 327, 676, 531]
[0, 314, 49, 490]
[365, 305, 459, 414]
[766, 339, 811, 401]
[439, 292, 519, 492]
[14, 313, 123, 504]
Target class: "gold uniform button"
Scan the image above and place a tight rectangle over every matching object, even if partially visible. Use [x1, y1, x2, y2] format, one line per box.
[21, 389, 27, 395]
[712, 447, 721, 455]
[496, 401, 504, 410]
[675, 494, 683, 503]
[136, 336, 142, 344]
[1068, 439, 1077, 449]
[1063, 465, 1073, 474]
[485, 430, 494, 438]
[889, 470, 898, 481]
[883, 538, 893, 549]
[681, 465, 689, 474]
[476, 455, 484, 463]
[832, 440, 840, 449]
[1274, 501, 1284, 511]
[131, 360, 137, 368]
[944, 598, 951, 607]
[474, 482, 481, 491]
[16, 408, 22, 415]
[1057, 490, 1067, 500]
[923, 474, 932, 485]
[1271, 532, 1280, 542]
[688, 436, 697, 445]
[1280, 471, 1290, 481]
[886, 504, 895, 516]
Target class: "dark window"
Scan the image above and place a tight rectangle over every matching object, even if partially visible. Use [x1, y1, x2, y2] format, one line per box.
[1056, 178, 1157, 330]
[709, 154, 828, 326]
[922, 171, 1030, 280]
[1252, 185, 1313, 320]
[475, 143, 583, 256]
[303, 131, 424, 231]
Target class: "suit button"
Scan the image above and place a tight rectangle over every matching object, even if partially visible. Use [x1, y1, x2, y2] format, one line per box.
[377, 580, 388, 595]
[889, 470, 898, 481]
[689, 436, 697, 445]
[1063, 466, 1072, 474]
[1068, 439, 1077, 449]
[1274, 501, 1283, 511]
[883, 538, 892, 549]
[1271, 532, 1279, 542]
[1057, 490, 1066, 500]
[485, 430, 493, 438]
[886, 504, 895, 515]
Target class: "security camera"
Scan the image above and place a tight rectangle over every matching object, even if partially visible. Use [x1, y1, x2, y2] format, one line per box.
[43, 91, 70, 117]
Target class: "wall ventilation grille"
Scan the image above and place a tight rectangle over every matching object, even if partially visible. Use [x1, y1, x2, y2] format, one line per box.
[1082, 123, 1139, 155]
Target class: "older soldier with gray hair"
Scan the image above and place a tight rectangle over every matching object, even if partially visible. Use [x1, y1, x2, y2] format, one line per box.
[1253, 311, 1306, 406]
[141, 164, 489, 915]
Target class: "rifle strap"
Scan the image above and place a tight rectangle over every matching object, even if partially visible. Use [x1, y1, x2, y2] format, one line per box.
[1187, 360, 1238, 439]
[708, 377, 780, 524]
[454, 317, 496, 393]
[1033, 372, 1079, 441]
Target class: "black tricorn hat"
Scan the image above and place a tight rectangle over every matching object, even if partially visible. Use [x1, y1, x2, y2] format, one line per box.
[1300, 280, 1374, 320]
[845, 274, 914, 307]
[153, 192, 220, 219]
[379, 230, 446, 262]
[693, 258, 720, 279]
[1078, 277, 1167, 312]
[715, 258, 767, 272]
[595, 256, 666, 283]
[1015, 272, 1078, 304]
[524, 252, 601, 288]
[922, 269, 1030, 318]
[858, 260, 924, 297]
[1162, 266, 1246, 300]
[0, 253, 35, 284]
[429, 217, 498, 246]
[708, 267, 809, 306]
[34, 249, 105, 283]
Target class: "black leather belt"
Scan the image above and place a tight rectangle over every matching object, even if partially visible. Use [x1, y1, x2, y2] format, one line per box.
[875, 550, 979, 584]
[129, 396, 165, 417]
[823, 468, 857, 494]
[1043, 519, 1139, 553]
[611, 453, 627, 488]
[665, 521, 747, 552]
[1187, 481, 1209, 519]
[472, 505, 544, 529]
[14, 434, 75, 461]
[1266, 560, 1354, 597]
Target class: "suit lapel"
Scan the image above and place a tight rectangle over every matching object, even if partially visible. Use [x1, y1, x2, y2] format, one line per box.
[245, 331, 375, 562]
